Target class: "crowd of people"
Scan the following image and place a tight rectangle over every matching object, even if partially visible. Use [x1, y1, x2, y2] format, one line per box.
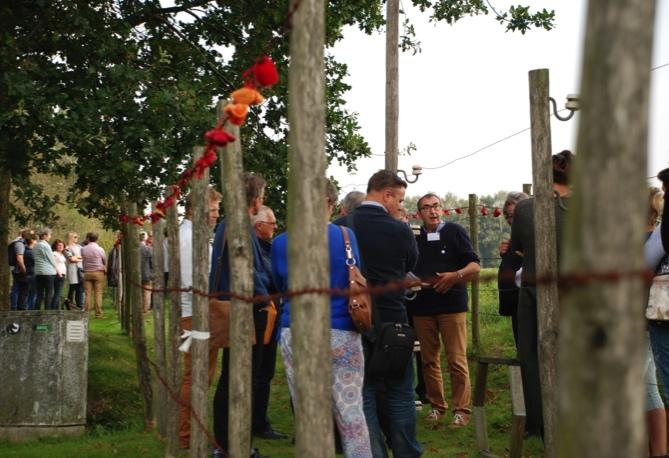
[8, 230, 109, 315]
[10, 156, 668, 458]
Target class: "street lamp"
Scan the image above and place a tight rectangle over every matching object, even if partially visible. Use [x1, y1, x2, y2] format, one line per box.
[549, 93, 580, 121]
[397, 164, 423, 183]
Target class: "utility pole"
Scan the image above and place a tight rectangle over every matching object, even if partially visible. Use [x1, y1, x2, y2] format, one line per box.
[385, 0, 399, 172]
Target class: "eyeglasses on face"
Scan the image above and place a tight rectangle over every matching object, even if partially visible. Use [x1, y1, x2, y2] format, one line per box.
[419, 203, 441, 212]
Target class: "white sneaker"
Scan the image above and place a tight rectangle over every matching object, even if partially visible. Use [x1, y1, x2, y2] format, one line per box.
[425, 409, 442, 422]
[449, 412, 469, 428]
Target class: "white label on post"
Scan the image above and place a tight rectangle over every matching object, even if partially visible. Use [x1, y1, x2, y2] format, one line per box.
[66, 321, 85, 342]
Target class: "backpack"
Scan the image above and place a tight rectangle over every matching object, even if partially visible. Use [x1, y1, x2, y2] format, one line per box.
[7, 240, 21, 267]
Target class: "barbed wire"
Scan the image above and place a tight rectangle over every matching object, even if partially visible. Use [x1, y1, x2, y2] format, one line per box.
[136, 266, 656, 306]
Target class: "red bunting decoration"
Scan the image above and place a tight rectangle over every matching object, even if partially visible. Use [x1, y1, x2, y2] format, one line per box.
[493, 208, 502, 217]
[480, 207, 489, 216]
[443, 209, 450, 216]
[119, 54, 279, 226]
[455, 208, 462, 215]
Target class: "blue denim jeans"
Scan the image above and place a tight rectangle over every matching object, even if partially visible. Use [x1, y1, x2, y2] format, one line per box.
[649, 323, 669, 399]
[50, 275, 65, 310]
[362, 347, 422, 458]
[35, 275, 55, 311]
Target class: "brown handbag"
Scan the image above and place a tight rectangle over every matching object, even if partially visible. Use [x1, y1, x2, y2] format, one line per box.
[339, 226, 372, 332]
[208, 229, 258, 348]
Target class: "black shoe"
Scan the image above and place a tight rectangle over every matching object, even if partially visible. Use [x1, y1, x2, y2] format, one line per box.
[254, 428, 288, 440]
[250, 448, 270, 458]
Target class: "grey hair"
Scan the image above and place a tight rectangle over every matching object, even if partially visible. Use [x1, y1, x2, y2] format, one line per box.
[250, 205, 273, 225]
[505, 191, 529, 206]
[37, 227, 52, 239]
[341, 191, 365, 214]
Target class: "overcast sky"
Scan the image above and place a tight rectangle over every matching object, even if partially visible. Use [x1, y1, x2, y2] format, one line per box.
[327, 0, 669, 200]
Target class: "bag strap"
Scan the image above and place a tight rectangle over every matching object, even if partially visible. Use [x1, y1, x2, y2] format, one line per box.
[339, 225, 356, 267]
[212, 229, 228, 298]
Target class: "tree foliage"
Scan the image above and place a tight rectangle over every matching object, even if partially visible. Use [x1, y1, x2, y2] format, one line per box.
[2, 0, 553, 228]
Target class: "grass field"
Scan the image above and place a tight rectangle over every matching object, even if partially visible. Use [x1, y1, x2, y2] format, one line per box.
[0, 269, 545, 457]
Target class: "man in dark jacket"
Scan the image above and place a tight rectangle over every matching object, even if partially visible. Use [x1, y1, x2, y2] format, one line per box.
[412, 193, 480, 428]
[337, 170, 422, 458]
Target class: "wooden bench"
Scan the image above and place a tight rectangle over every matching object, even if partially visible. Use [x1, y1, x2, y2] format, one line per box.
[473, 356, 526, 458]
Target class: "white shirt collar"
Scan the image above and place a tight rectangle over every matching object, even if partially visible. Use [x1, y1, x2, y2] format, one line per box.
[361, 200, 388, 212]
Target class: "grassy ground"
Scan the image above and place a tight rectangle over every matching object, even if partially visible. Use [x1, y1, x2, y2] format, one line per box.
[0, 269, 544, 457]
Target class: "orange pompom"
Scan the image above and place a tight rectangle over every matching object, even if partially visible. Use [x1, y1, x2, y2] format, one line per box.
[224, 103, 249, 126]
[231, 87, 264, 106]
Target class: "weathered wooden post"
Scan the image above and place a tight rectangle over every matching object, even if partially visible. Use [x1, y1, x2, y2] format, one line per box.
[218, 107, 255, 458]
[468, 193, 480, 355]
[528, 68, 558, 458]
[288, 0, 333, 456]
[121, 199, 132, 334]
[189, 146, 210, 457]
[558, 0, 656, 456]
[126, 202, 154, 429]
[165, 201, 182, 457]
[0, 169, 10, 311]
[385, 0, 399, 172]
[522, 183, 532, 195]
[151, 212, 167, 437]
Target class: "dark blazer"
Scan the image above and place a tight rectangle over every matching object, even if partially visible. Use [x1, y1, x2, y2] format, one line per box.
[335, 203, 418, 323]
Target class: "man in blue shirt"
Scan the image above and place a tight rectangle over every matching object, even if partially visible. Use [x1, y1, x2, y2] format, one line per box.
[210, 173, 271, 458]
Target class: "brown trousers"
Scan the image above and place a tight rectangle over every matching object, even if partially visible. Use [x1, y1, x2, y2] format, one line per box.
[413, 312, 471, 415]
[84, 271, 106, 317]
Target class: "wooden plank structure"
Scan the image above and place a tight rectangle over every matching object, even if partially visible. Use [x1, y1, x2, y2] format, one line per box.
[150, 213, 167, 437]
[472, 356, 526, 458]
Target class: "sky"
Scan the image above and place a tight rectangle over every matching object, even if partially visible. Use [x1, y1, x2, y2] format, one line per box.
[327, 0, 669, 200]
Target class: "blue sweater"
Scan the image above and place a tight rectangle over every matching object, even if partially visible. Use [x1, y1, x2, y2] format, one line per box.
[208, 219, 270, 309]
[271, 224, 361, 331]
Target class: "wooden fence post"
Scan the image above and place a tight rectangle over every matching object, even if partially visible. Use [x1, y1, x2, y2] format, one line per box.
[528, 68, 558, 458]
[151, 213, 167, 437]
[468, 193, 480, 355]
[288, 0, 334, 456]
[219, 111, 254, 458]
[190, 146, 211, 457]
[522, 183, 532, 195]
[127, 202, 154, 429]
[165, 202, 182, 458]
[121, 199, 131, 334]
[385, 0, 399, 172]
[558, 0, 656, 456]
[0, 168, 10, 311]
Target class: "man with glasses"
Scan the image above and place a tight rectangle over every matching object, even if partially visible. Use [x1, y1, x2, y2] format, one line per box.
[411, 193, 480, 428]
[249, 206, 286, 440]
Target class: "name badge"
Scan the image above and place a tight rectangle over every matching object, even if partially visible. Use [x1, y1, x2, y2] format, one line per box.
[427, 232, 440, 242]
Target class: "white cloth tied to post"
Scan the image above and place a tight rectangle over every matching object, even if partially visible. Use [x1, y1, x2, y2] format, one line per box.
[179, 330, 211, 353]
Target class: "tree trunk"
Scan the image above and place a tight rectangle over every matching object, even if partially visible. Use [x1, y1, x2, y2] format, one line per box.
[151, 215, 168, 437]
[127, 202, 154, 429]
[385, 0, 399, 172]
[558, 1, 656, 456]
[165, 202, 183, 457]
[468, 193, 480, 355]
[219, 117, 254, 458]
[528, 69, 558, 458]
[190, 146, 211, 457]
[0, 167, 10, 311]
[288, 0, 334, 456]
